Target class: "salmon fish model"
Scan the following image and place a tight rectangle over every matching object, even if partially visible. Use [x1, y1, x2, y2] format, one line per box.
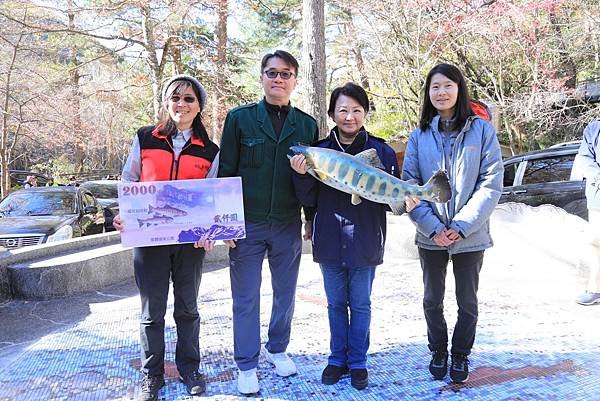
[289, 145, 451, 215]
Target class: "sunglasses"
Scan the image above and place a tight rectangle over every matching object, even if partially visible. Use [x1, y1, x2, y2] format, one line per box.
[263, 70, 296, 80]
[170, 95, 197, 104]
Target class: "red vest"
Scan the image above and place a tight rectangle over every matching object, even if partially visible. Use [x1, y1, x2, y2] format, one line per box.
[137, 125, 219, 182]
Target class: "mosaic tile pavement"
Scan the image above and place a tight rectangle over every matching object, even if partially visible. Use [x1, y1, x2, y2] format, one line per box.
[1, 213, 599, 401]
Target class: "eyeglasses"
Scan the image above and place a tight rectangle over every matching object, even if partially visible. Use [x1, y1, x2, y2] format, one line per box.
[263, 70, 296, 80]
[170, 95, 197, 104]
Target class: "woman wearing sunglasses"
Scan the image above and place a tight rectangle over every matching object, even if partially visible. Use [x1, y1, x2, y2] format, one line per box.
[402, 64, 503, 384]
[113, 74, 219, 401]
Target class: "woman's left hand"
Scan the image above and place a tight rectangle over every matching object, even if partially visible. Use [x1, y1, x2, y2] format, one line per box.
[194, 238, 215, 251]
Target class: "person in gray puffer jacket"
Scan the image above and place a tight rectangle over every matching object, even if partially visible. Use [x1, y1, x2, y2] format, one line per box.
[402, 63, 503, 384]
[575, 120, 600, 306]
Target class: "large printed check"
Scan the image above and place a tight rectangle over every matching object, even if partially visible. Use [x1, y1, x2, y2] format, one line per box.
[118, 177, 245, 247]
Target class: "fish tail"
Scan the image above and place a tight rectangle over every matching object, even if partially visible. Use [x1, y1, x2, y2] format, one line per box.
[424, 170, 451, 203]
[148, 205, 154, 214]
[137, 219, 144, 228]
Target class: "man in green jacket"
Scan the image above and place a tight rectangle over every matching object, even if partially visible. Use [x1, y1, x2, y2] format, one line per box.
[218, 50, 319, 395]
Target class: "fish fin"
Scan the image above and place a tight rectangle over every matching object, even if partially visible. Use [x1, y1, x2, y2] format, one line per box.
[389, 201, 407, 216]
[424, 170, 451, 203]
[351, 193, 362, 205]
[355, 149, 385, 169]
[313, 169, 330, 181]
[148, 205, 153, 214]
[138, 219, 143, 228]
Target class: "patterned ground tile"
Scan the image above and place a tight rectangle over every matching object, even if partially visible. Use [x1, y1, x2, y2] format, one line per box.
[1, 211, 599, 400]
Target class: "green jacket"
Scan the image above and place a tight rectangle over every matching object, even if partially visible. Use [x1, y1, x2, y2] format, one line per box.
[218, 99, 319, 223]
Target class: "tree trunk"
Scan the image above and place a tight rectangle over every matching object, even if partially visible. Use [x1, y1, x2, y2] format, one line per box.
[67, 0, 84, 172]
[0, 34, 21, 198]
[212, 0, 228, 144]
[141, 5, 162, 121]
[302, 0, 327, 138]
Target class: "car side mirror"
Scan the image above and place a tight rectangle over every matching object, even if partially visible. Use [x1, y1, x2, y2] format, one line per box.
[84, 205, 98, 215]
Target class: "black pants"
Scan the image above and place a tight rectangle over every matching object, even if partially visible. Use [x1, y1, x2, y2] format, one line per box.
[134, 244, 205, 376]
[418, 248, 484, 356]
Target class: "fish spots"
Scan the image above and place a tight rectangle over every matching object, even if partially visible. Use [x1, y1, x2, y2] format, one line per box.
[378, 182, 387, 196]
[365, 176, 376, 192]
[338, 163, 349, 180]
[327, 158, 336, 174]
[392, 188, 400, 198]
[351, 170, 362, 187]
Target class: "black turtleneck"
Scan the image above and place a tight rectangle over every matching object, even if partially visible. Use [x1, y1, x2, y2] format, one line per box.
[334, 127, 367, 155]
[265, 99, 290, 138]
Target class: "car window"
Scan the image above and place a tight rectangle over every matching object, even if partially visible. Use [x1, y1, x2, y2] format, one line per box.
[0, 191, 76, 216]
[81, 183, 117, 199]
[522, 155, 575, 185]
[503, 161, 518, 187]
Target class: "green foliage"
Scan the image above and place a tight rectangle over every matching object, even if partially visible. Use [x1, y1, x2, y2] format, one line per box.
[31, 155, 78, 185]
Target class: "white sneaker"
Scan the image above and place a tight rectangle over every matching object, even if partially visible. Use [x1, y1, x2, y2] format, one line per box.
[264, 349, 298, 377]
[237, 368, 259, 395]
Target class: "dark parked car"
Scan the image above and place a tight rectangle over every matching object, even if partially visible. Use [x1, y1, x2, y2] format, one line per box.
[80, 180, 119, 231]
[500, 142, 587, 220]
[0, 186, 105, 249]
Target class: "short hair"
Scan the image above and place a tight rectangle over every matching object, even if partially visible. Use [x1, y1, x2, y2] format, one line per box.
[260, 50, 299, 76]
[419, 63, 474, 131]
[327, 83, 370, 117]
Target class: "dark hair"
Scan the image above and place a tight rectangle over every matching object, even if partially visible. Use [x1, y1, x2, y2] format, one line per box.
[327, 82, 370, 117]
[157, 80, 211, 143]
[419, 63, 474, 131]
[260, 50, 299, 76]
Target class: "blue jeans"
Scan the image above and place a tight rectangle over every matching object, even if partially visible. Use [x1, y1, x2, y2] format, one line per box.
[229, 220, 302, 371]
[320, 264, 376, 369]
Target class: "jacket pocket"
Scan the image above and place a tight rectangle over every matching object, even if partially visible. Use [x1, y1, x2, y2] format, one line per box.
[240, 137, 265, 168]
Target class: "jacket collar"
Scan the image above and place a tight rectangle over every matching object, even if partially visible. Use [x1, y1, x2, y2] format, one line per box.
[430, 115, 478, 135]
[257, 99, 296, 142]
[329, 127, 368, 154]
[151, 124, 205, 146]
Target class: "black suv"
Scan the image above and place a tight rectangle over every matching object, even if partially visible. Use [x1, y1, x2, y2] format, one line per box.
[500, 142, 588, 220]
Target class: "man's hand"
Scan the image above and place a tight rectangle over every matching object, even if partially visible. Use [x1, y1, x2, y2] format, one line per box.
[194, 238, 215, 251]
[223, 239, 237, 248]
[303, 220, 312, 241]
[290, 154, 308, 174]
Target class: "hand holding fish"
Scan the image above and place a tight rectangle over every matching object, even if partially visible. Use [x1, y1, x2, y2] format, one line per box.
[290, 154, 307, 174]
[405, 196, 420, 212]
[113, 214, 124, 232]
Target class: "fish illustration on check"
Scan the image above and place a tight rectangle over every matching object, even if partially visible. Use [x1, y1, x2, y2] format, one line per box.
[148, 204, 187, 217]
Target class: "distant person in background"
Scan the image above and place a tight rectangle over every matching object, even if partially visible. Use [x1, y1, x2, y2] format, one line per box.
[67, 176, 78, 186]
[23, 175, 37, 188]
[402, 63, 503, 384]
[113, 74, 219, 401]
[575, 120, 600, 306]
[46, 177, 58, 187]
